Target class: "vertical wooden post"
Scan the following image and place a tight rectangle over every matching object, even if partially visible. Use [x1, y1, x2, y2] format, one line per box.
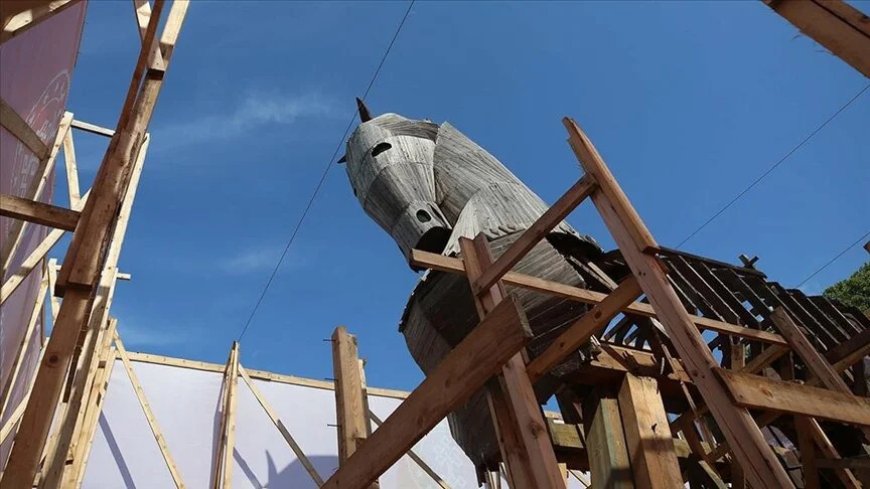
[213, 342, 239, 489]
[585, 396, 633, 489]
[795, 416, 819, 489]
[729, 342, 747, 489]
[459, 234, 565, 489]
[563, 117, 794, 489]
[331, 326, 379, 488]
[617, 374, 682, 489]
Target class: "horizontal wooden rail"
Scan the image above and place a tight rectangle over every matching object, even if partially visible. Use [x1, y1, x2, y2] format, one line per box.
[411, 249, 788, 346]
[70, 119, 115, 137]
[0, 193, 80, 231]
[320, 297, 531, 489]
[473, 175, 597, 293]
[716, 368, 870, 426]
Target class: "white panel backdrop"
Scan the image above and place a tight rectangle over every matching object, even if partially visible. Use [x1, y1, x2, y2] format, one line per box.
[81, 359, 586, 488]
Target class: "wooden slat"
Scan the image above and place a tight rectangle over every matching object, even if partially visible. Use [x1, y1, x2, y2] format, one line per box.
[586, 397, 633, 489]
[331, 326, 377, 488]
[795, 416, 820, 489]
[1, 112, 72, 276]
[239, 366, 324, 487]
[0, 96, 48, 158]
[563, 117, 793, 489]
[473, 175, 597, 293]
[213, 342, 239, 489]
[114, 332, 186, 488]
[70, 119, 115, 137]
[716, 368, 870, 426]
[0, 193, 80, 231]
[763, 0, 870, 78]
[460, 234, 564, 489]
[410, 250, 789, 346]
[0, 0, 79, 44]
[526, 276, 642, 381]
[770, 308, 850, 392]
[319, 297, 532, 489]
[617, 374, 682, 489]
[62, 130, 81, 209]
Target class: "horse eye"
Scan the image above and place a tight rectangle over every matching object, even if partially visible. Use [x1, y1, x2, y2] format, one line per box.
[371, 142, 392, 157]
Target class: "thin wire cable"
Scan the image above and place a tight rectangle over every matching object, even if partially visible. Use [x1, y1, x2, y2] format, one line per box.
[795, 230, 869, 288]
[237, 1, 416, 341]
[676, 83, 869, 249]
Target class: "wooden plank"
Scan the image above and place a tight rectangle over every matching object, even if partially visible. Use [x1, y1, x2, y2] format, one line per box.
[114, 332, 186, 488]
[410, 249, 789, 346]
[563, 117, 793, 489]
[763, 0, 870, 77]
[0, 0, 79, 44]
[473, 175, 597, 293]
[0, 96, 48, 158]
[62, 130, 81, 209]
[239, 366, 324, 487]
[826, 328, 870, 367]
[0, 193, 80, 231]
[770, 307, 850, 392]
[526, 276, 642, 381]
[319, 297, 532, 489]
[795, 416, 820, 489]
[586, 397, 633, 489]
[368, 411, 450, 489]
[70, 119, 115, 137]
[213, 342, 240, 489]
[331, 326, 378, 488]
[617, 374, 682, 489]
[807, 418, 862, 488]
[0, 268, 48, 415]
[0, 333, 49, 446]
[716, 368, 870, 426]
[730, 342, 747, 489]
[460, 234, 564, 489]
[1, 112, 72, 277]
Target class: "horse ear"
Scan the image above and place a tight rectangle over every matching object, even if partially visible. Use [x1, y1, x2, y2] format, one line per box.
[356, 97, 372, 122]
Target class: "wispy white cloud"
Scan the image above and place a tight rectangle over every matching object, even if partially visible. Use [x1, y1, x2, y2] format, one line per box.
[117, 321, 187, 348]
[155, 90, 337, 148]
[219, 246, 304, 275]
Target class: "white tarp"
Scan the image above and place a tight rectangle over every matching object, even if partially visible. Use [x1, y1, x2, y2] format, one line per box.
[82, 358, 590, 488]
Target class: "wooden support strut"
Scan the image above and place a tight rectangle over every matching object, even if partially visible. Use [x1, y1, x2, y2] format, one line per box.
[1, 3, 187, 486]
[331, 326, 379, 488]
[213, 342, 240, 489]
[460, 234, 565, 489]
[562, 117, 794, 489]
[319, 297, 532, 489]
[0, 193, 80, 231]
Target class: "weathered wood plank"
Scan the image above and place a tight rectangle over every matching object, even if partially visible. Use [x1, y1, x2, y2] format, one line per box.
[410, 250, 789, 346]
[319, 297, 531, 489]
[0, 193, 80, 231]
[716, 369, 870, 426]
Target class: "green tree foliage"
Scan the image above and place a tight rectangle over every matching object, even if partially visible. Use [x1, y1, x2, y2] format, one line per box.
[824, 261, 870, 313]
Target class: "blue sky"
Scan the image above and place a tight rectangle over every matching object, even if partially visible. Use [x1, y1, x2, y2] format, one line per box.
[58, 1, 868, 392]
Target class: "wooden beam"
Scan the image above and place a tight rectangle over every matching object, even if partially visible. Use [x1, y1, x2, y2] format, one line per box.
[460, 234, 565, 489]
[410, 249, 789, 347]
[617, 374, 682, 489]
[318, 297, 532, 489]
[0, 96, 48, 158]
[239, 366, 324, 487]
[795, 416, 820, 489]
[2, 1, 185, 481]
[331, 326, 373, 468]
[70, 119, 115, 137]
[368, 411, 451, 489]
[716, 368, 870, 425]
[563, 117, 793, 489]
[1, 0, 79, 44]
[114, 332, 186, 487]
[527, 276, 642, 382]
[762, 0, 870, 77]
[587, 397, 634, 488]
[826, 328, 870, 370]
[0, 193, 80, 231]
[1, 112, 72, 277]
[62, 129, 81, 209]
[213, 342, 239, 489]
[473, 175, 597, 293]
